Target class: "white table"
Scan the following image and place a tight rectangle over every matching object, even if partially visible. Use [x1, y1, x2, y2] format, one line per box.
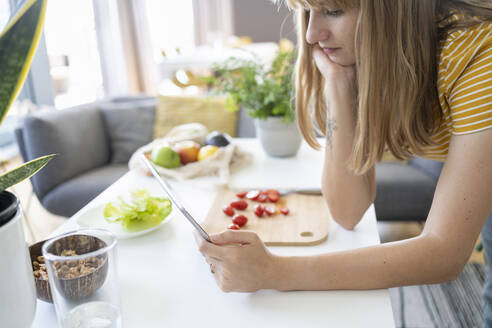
[32, 139, 395, 327]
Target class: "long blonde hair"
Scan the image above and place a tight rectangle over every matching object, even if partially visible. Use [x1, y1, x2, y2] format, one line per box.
[284, 0, 492, 174]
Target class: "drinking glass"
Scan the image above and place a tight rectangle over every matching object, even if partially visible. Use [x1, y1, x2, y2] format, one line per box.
[42, 229, 121, 328]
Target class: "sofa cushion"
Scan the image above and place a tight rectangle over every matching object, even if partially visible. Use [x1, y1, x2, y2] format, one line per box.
[375, 162, 438, 221]
[408, 157, 444, 181]
[100, 99, 156, 164]
[42, 164, 128, 217]
[22, 104, 110, 200]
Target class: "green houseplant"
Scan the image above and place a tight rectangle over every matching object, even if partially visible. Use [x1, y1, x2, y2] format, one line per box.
[0, 0, 54, 195]
[0, 0, 54, 326]
[210, 40, 302, 157]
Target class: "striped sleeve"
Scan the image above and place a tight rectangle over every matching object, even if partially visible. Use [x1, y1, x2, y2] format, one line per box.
[448, 29, 492, 135]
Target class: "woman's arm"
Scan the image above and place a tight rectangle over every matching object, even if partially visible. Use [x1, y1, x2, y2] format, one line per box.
[275, 129, 492, 290]
[195, 129, 492, 292]
[313, 47, 375, 230]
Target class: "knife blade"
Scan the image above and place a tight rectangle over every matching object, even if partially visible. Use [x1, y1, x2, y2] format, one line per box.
[140, 154, 212, 243]
[277, 188, 322, 197]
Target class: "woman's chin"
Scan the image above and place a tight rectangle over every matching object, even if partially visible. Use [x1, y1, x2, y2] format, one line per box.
[327, 53, 353, 66]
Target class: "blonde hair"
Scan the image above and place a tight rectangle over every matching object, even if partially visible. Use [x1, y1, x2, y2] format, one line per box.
[284, 0, 492, 174]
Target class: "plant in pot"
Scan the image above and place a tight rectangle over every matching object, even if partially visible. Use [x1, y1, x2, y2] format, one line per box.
[0, 0, 55, 326]
[209, 40, 302, 157]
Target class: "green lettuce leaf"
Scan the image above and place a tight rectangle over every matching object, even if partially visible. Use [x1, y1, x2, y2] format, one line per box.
[103, 189, 172, 232]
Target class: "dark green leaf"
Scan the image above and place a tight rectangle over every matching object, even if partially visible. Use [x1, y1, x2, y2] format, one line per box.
[0, 0, 47, 125]
[0, 154, 56, 191]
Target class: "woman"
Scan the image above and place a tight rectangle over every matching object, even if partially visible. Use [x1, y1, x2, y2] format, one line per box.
[195, 0, 492, 323]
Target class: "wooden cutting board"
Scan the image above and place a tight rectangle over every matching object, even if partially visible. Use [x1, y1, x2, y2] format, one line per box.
[202, 189, 330, 246]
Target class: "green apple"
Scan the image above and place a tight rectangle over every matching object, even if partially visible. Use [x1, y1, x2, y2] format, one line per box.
[151, 145, 181, 168]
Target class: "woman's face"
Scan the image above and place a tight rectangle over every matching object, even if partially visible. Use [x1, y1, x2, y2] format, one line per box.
[306, 6, 358, 66]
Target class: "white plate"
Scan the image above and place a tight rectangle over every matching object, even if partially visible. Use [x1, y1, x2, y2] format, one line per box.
[76, 203, 174, 239]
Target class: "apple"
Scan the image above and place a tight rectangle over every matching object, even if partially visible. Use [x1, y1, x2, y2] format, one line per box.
[197, 145, 219, 161]
[173, 140, 200, 164]
[150, 145, 181, 168]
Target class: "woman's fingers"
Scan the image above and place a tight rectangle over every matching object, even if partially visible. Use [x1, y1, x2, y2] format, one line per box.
[312, 45, 356, 88]
[313, 45, 334, 75]
[193, 230, 227, 259]
[210, 230, 260, 246]
[194, 230, 273, 292]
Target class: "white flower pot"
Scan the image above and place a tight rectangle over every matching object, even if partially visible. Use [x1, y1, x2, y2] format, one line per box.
[255, 117, 302, 157]
[0, 191, 37, 328]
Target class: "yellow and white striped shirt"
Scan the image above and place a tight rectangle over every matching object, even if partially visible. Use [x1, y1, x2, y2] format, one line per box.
[421, 14, 492, 161]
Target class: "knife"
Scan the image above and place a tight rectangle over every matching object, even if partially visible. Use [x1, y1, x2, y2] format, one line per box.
[140, 154, 212, 243]
[277, 188, 322, 197]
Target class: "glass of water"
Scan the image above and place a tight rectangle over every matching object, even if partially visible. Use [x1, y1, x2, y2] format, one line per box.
[42, 229, 121, 328]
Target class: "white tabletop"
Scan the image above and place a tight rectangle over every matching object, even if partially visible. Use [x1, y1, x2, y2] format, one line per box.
[32, 139, 395, 328]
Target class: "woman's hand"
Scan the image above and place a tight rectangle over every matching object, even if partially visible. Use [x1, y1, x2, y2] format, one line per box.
[193, 230, 279, 292]
[312, 45, 356, 99]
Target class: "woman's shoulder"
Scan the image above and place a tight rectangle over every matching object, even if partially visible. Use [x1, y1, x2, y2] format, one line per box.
[438, 12, 492, 44]
[437, 16, 492, 94]
[436, 16, 492, 136]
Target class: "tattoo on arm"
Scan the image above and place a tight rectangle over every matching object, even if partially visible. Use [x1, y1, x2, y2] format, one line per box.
[326, 118, 337, 155]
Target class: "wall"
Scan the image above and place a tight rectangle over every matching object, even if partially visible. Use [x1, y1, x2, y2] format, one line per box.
[231, 0, 296, 44]
[231, 0, 298, 138]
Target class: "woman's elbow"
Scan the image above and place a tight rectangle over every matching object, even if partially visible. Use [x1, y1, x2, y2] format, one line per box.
[437, 262, 465, 284]
[322, 186, 375, 230]
[418, 234, 468, 283]
[325, 198, 370, 230]
[443, 259, 467, 282]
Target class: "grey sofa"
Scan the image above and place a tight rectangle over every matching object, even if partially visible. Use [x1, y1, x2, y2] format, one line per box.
[15, 96, 156, 217]
[15, 96, 443, 220]
[375, 157, 443, 221]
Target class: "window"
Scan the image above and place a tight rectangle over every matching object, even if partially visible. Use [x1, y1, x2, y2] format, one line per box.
[44, 0, 104, 109]
[144, 0, 196, 65]
[0, 0, 11, 32]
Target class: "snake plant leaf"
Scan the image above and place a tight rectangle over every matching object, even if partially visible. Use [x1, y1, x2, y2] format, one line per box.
[0, 0, 47, 125]
[0, 154, 55, 192]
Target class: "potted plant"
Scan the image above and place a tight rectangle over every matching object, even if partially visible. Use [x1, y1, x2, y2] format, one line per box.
[210, 40, 302, 157]
[0, 0, 55, 326]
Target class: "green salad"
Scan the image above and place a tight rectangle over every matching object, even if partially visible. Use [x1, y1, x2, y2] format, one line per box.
[104, 189, 172, 232]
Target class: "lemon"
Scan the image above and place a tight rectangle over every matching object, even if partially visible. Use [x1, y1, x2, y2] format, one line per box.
[198, 145, 219, 161]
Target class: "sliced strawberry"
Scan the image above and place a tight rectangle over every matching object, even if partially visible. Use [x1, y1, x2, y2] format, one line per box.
[280, 207, 290, 215]
[257, 193, 268, 203]
[254, 204, 265, 217]
[222, 205, 235, 217]
[266, 189, 280, 202]
[265, 206, 276, 216]
[228, 223, 240, 230]
[230, 199, 248, 210]
[235, 191, 247, 198]
[232, 214, 248, 227]
[246, 190, 260, 200]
